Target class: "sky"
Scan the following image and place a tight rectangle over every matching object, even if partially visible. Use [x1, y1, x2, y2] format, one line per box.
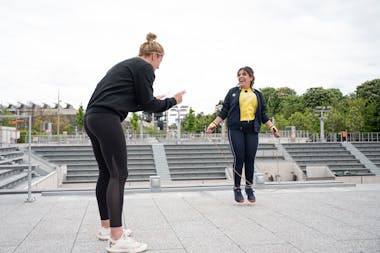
[0, 0, 379, 114]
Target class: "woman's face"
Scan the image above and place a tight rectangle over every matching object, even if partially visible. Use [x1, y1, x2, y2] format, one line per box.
[151, 53, 163, 71]
[237, 70, 253, 88]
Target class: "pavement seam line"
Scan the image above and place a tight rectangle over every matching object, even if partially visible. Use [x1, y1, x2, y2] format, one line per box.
[12, 195, 59, 253]
[152, 197, 189, 253]
[70, 199, 90, 253]
[206, 190, 304, 252]
[182, 192, 248, 253]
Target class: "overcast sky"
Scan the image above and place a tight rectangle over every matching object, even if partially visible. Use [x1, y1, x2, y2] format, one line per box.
[1, 0, 379, 114]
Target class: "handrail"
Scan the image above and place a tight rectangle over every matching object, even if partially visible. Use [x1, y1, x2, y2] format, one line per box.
[2, 131, 379, 145]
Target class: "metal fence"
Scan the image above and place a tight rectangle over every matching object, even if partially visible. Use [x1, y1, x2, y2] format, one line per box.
[308, 132, 380, 143]
[2, 130, 379, 146]
[26, 130, 309, 144]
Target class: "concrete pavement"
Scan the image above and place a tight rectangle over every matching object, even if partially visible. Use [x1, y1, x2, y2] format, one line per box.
[1, 184, 380, 253]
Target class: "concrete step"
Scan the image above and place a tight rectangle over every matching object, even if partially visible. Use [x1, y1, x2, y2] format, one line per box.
[42, 154, 153, 160]
[63, 175, 151, 183]
[66, 171, 155, 177]
[171, 175, 227, 180]
[67, 168, 155, 173]
[294, 158, 360, 163]
[0, 157, 24, 165]
[66, 164, 155, 170]
[170, 167, 226, 173]
[0, 172, 28, 189]
[49, 158, 154, 166]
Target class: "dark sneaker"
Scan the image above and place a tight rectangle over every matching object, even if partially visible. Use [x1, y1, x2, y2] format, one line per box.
[245, 187, 256, 203]
[234, 188, 244, 203]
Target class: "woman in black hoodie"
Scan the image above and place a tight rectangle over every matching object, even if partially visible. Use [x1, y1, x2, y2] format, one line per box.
[85, 33, 185, 253]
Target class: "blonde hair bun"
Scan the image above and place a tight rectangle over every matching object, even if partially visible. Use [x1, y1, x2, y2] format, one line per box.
[146, 33, 157, 42]
[139, 32, 164, 56]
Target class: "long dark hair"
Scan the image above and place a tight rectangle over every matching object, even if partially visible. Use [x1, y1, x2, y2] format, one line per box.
[237, 66, 255, 87]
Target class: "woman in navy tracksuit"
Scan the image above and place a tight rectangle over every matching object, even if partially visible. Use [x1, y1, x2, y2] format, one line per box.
[207, 66, 279, 203]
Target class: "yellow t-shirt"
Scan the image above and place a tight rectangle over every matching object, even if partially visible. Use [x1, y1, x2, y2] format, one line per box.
[239, 88, 258, 121]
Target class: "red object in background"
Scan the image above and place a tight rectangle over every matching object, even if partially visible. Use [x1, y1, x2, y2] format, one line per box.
[8, 119, 24, 125]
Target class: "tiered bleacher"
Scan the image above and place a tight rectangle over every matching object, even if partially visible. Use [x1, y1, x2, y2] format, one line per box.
[31, 145, 156, 183]
[164, 144, 230, 180]
[352, 143, 380, 168]
[282, 143, 374, 176]
[0, 146, 36, 189]
[164, 143, 283, 181]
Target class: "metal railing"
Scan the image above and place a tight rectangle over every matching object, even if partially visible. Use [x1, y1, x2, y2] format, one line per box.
[308, 132, 380, 143]
[4, 131, 379, 145]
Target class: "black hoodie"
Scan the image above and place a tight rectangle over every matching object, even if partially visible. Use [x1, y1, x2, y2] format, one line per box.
[86, 57, 177, 121]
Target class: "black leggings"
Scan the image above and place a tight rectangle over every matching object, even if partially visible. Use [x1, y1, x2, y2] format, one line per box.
[228, 128, 258, 188]
[84, 113, 128, 227]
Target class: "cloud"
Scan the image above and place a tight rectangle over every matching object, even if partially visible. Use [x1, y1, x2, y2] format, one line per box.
[0, 0, 379, 113]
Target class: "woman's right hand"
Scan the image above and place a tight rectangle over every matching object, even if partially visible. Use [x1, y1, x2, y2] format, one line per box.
[173, 90, 186, 104]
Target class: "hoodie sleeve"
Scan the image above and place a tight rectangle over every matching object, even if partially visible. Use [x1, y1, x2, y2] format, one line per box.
[218, 89, 231, 120]
[134, 64, 177, 113]
[257, 90, 270, 123]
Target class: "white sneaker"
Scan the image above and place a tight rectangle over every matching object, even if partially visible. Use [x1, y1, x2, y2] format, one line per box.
[97, 227, 133, 241]
[106, 232, 148, 253]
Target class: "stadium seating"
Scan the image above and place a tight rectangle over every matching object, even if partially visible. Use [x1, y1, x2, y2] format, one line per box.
[282, 143, 374, 176]
[31, 145, 156, 183]
[0, 147, 36, 189]
[164, 143, 282, 181]
[352, 143, 380, 168]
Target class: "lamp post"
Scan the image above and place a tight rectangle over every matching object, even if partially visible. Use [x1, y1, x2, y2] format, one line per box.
[170, 105, 189, 143]
[57, 92, 61, 143]
[314, 106, 332, 142]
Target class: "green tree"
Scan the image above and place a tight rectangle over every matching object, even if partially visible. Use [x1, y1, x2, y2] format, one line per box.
[303, 87, 343, 109]
[280, 95, 305, 118]
[288, 110, 319, 133]
[184, 108, 196, 132]
[0, 108, 13, 127]
[272, 114, 289, 130]
[356, 79, 380, 131]
[356, 79, 380, 107]
[260, 87, 278, 116]
[194, 112, 217, 133]
[325, 107, 345, 133]
[130, 112, 139, 133]
[76, 104, 85, 133]
[344, 98, 366, 132]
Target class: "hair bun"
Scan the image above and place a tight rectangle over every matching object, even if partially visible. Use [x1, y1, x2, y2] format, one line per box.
[146, 33, 157, 42]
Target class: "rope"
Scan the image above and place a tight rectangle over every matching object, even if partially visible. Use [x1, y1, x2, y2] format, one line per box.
[204, 132, 254, 187]
[205, 129, 281, 188]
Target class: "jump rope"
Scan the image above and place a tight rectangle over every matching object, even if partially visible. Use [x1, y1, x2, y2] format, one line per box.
[204, 126, 280, 188]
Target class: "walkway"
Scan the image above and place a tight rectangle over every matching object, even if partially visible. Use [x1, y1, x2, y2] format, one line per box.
[1, 184, 380, 253]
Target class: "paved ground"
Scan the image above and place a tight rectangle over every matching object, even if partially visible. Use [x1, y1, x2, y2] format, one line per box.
[1, 184, 380, 253]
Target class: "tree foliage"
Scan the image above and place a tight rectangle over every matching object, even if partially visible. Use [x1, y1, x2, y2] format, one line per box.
[130, 112, 139, 133]
[76, 104, 85, 132]
[183, 108, 196, 132]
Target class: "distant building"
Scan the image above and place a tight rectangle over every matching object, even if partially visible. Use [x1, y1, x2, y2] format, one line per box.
[0, 102, 77, 134]
[0, 126, 18, 144]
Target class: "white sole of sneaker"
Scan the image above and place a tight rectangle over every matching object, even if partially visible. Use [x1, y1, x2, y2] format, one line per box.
[98, 235, 109, 241]
[98, 229, 133, 241]
[106, 244, 148, 253]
